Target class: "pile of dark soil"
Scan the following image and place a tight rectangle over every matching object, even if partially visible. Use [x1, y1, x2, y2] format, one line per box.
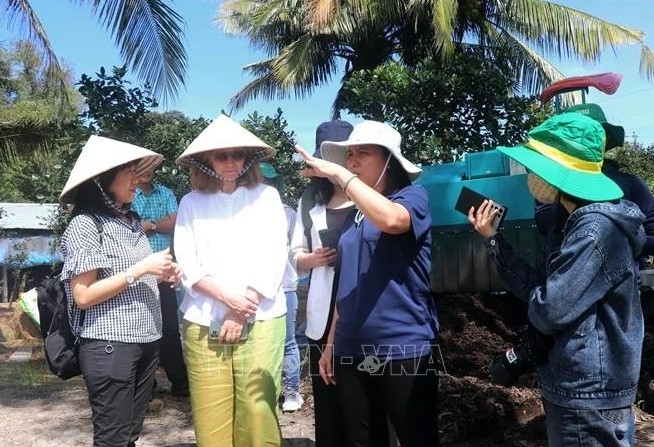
[436, 293, 545, 446]
[436, 291, 654, 446]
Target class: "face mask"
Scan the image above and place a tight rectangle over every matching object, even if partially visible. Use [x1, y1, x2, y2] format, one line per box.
[527, 173, 559, 204]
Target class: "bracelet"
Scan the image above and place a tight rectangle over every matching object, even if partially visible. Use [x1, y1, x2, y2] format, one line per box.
[343, 174, 358, 194]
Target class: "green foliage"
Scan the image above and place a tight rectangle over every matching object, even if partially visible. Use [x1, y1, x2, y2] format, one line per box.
[241, 109, 307, 207]
[222, 0, 654, 111]
[0, 146, 74, 202]
[143, 111, 211, 199]
[341, 53, 550, 164]
[1, 0, 188, 105]
[606, 141, 654, 192]
[0, 40, 84, 203]
[0, 40, 81, 155]
[77, 65, 157, 144]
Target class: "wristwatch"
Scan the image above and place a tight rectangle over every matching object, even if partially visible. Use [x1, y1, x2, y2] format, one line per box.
[150, 221, 157, 232]
[124, 269, 136, 285]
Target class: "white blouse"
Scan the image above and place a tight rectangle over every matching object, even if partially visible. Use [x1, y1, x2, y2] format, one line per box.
[174, 183, 287, 326]
[290, 198, 336, 340]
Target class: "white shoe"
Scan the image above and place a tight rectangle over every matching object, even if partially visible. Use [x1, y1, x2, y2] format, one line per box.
[281, 390, 304, 412]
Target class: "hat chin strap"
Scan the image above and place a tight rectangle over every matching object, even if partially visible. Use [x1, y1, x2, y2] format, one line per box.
[93, 178, 131, 215]
[371, 153, 392, 190]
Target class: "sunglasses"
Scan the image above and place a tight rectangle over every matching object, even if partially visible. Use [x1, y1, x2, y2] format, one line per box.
[213, 150, 246, 162]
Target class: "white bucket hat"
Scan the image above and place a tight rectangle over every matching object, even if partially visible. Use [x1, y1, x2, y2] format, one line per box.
[176, 114, 275, 168]
[319, 120, 421, 180]
[59, 135, 163, 204]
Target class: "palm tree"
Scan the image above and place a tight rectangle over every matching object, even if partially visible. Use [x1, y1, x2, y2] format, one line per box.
[2, 0, 188, 104]
[220, 0, 654, 112]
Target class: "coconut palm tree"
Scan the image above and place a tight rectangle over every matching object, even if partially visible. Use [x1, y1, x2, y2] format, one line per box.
[2, 0, 188, 104]
[220, 0, 654, 111]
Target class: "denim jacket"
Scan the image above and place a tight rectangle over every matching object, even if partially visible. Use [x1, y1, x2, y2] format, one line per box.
[486, 200, 645, 409]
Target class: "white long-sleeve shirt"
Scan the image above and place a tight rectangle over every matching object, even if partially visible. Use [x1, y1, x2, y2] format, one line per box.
[174, 184, 287, 326]
[283, 204, 298, 292]
[290, 198, 336, 340]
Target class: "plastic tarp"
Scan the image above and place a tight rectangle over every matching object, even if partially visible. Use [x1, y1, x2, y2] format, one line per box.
[18, 287, 40, 330]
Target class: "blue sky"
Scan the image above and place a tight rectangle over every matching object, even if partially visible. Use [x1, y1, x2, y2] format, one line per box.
[2, 0, 654, 150]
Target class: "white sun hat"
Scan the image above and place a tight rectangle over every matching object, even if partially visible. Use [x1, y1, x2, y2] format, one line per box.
[176, 113, 275, 167]
[319, 120, 422, 181]
[59, 135, 163, 204]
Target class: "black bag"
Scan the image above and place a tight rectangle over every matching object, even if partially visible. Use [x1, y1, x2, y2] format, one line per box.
[36, 278, 85, 379]
[36, 214, 102, 380]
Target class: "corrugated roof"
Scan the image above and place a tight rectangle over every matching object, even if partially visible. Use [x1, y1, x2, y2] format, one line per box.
[0, 203, 59, 230]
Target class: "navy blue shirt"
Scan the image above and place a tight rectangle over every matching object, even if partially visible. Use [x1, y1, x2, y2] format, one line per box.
[334, 184, 439, 360]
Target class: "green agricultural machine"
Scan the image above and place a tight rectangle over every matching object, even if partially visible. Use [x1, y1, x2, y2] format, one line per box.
[417, 72, 654, 293]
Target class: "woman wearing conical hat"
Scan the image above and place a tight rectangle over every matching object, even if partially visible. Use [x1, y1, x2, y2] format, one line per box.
[173, 114, 288, 446]
[59, 136, 181, 446]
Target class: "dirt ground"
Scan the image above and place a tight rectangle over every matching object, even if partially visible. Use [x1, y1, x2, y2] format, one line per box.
[3, 292, 654, 446]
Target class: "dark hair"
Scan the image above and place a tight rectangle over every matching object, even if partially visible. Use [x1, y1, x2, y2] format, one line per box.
[309, 177, 335, 206]
[559, 190, 593, 207]
[382, 153, 411, 196]
[71, 163, 129, 217]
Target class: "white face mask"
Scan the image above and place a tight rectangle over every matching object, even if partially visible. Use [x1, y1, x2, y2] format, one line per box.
[527, 173, 559, 204]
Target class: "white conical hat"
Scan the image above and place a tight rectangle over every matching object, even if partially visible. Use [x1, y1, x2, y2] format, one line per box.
[59, 135, 163, 204]
[176, 113, 275, 167]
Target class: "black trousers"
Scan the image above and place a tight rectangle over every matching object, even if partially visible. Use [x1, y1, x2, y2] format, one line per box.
[335, 353, 440, 447]
[80, 339, 159, 447]
[309, 335, 348, 447]
[158, 283, 188, 387]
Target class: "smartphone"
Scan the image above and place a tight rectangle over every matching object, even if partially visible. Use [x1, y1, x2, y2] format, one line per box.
[318, 228, 340, 250]
[454, 185, 508, 230]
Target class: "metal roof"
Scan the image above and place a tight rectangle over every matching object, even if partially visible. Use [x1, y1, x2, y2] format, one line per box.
[0, 203, 59, 230]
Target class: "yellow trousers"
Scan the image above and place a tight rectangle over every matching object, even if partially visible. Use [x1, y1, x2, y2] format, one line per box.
[183, 316, 285, 447]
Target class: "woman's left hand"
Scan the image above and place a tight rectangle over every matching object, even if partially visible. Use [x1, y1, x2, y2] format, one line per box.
[220, 310, 246, 343]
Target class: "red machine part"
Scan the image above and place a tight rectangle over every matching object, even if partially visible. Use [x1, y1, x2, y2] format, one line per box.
[540, 72, 623, 104]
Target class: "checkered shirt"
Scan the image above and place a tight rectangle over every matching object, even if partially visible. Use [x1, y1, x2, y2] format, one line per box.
[61, 213, 162, 343]
[132, 183, 178, 252]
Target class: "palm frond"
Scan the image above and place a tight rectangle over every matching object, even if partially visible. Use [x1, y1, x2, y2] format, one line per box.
[84, 0, 188, 104]
[227, 60, 289, 111]
[271, 33, 338, 89]
[1, 0, 70, 105]
[220, 0, 307, 55]
[503, 0, 644, 62]
[430, 0, 457, 57]
[306, 0, 341, 27]
[640, 45, 654, 82]
[482, 24, 586, 105]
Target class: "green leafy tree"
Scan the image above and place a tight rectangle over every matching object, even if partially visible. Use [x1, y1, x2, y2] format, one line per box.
[1, 0, 188, 103]
[607, 140, 654, 192]
[241, 109, 307, 207]
[0, 40, 83, 202]
[77, 65, 157, 144]
[143, 111, 211, 199]
[341, 52, 551, 163]
[221, 0, 654, 112]
[0, 147, 72, 202]
[0, 40, 81, 154]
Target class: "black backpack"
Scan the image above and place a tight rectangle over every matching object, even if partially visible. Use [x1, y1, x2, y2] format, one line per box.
[36, 214, 102, 380]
